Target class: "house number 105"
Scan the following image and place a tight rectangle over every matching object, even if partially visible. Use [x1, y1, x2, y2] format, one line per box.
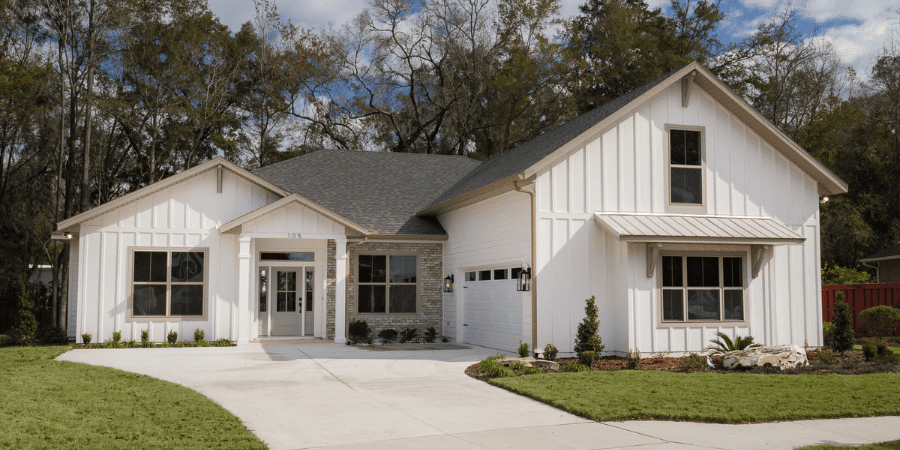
[289, 233, 302, 238]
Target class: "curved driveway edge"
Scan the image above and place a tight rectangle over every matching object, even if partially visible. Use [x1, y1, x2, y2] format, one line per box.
[57, 343, 900, 450]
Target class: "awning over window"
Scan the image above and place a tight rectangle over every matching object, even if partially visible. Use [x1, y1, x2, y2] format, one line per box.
[593, 213, 805, 245]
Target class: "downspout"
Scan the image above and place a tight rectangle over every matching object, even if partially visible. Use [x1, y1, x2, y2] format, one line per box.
[515, 175, 538, 357]
[861, 261, 879, 283]
[345, 236, 369, 339]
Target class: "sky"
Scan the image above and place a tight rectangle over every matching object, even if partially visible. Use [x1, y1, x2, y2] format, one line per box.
[208, 0, 899, 78]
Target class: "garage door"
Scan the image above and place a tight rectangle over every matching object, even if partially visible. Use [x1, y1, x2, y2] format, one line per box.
[463, 268, 523, 352]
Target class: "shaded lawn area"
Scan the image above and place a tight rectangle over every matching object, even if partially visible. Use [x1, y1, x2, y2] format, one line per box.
[491, 370, 900, 423]
[853, 344, 900, 354]
[799, 439, 900, 449]
[0, 346, 266, 449]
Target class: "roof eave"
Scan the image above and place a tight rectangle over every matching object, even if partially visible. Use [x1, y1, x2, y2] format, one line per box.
[218, 193, 372, 236]
[417, 174, 524, 216]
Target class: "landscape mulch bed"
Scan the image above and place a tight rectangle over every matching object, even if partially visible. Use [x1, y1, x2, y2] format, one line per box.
[466, 350, 899, 382]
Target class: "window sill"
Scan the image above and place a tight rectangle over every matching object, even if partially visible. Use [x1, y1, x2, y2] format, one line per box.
[658, 320, 748, 328]
[127, 316, 208, 323]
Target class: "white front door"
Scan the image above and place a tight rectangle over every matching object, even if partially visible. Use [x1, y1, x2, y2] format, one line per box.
[273, 269, 302, 336]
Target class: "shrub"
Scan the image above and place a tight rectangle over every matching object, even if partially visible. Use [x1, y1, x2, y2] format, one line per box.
[679, 353, 705, 371]
[823, 321, 834, 348]
[424, 327, 437, 343]
[625, 349, 641, 369]
[543, 344, 558, 361]
[518, 340, 529, 357]
[509, 361, 527, 372]
[167, 330, 178, 345]
[213, 338, 231, 347]
[140, 329, 150, 343]
[378, 328, 398, 344]
[574, 295, 604, 355]
[578, 350, 596, 367]
[522, 366, 545, 375]
[861, 339, 900, 365]
[831, 292, 855, 353]
[563, 363, 589, 372]
[37, 326, 67, 344]
[348, 320, 370, 344]
[821, 263, 872, 286]
[815, 349, 834, 364]
[9, 275, 37, 345]
[111, 331, 121, 343]
[399, 327, 417, 343]
[477, 355, 503, 372]
[476, 356, 515, 378]
[81, 333, 92, 345]
[706, 332, 759, 354]
[859, 305, 900, 338]
[194, 328, 205, 342]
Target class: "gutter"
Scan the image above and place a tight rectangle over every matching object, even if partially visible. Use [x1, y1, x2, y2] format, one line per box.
[514, 175, 538, 357]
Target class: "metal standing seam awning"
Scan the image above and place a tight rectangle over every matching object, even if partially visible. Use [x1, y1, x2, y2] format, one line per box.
[593, 213, 806, 278]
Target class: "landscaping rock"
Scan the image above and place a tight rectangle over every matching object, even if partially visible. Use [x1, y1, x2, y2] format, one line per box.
[723, 345, 809, 370]
[497, 357, 560, 371]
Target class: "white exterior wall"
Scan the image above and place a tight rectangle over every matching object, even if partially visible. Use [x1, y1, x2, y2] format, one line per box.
[73, 167, 280, 343]
[535, 82, 822, 355]
[438, 190, 532, 345]
[66, 240, 79, 338]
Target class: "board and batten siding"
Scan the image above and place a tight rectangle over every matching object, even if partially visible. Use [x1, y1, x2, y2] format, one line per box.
[438, 190, 532, 345]
[73, 167, 280, 343]
[535, 81, 822, 354]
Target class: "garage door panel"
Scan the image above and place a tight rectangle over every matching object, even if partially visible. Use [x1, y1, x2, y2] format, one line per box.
[463, 279, 522, 352]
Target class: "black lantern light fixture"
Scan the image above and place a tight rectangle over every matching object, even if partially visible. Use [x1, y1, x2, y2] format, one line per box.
[517, 263, 532, 292]
[443, 274, 454, 293]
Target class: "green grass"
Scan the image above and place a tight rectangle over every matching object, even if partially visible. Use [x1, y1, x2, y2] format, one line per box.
[0, 346, 266, 449]
[853, 344, 900, 354]
[798, 439, 900, 449]
[491, 370, 900, 423]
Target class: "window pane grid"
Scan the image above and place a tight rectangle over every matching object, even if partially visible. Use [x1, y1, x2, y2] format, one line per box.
[358, 254, 416, 314]
[133, 250, 204, 318]
[661, 255, 744, 323]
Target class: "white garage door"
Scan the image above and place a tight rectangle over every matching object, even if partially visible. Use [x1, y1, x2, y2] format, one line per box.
[463, 268, 523, 352]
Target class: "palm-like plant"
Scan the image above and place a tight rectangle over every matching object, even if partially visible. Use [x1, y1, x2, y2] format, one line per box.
[706, 332, 760, 354]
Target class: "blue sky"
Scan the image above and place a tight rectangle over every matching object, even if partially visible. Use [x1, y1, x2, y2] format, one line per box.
[208, 0, 898, 78]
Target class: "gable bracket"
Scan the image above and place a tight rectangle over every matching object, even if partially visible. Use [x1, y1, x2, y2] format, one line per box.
[646, 243, 662, 278]
[751, 244, 769, 278]
[681, 70, 697, 108]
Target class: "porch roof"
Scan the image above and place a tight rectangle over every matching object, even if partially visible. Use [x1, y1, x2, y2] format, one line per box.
[593, 213, 805, 246]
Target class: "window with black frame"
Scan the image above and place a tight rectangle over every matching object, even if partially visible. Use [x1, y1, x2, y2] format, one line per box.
[357, 255, 417, 314]
[661, 255, 744, 323]
[132, 250, 205, 318]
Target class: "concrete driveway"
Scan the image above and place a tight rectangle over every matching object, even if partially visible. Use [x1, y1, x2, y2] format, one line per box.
[57, 342, 900, 450]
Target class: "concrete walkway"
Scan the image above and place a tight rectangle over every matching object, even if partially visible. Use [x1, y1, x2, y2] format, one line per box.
[57, 342, 899, 450]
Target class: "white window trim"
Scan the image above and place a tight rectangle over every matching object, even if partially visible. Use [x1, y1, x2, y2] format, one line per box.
[355, 252, 420, 316]
[127, 246, 210, 322]
[656, 250, 748, 328]
[665, 124, 707, 214]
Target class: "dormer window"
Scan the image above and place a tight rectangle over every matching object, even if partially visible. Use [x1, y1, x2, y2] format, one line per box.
[666, 126, 706, 213]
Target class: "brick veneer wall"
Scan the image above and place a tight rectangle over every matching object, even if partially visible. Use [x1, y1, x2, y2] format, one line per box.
[347, 241, 443, 336]
[326, 239, 336, 339]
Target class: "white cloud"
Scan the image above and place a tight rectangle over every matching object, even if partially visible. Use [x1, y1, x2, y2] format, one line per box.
[208, 0, 369, 32]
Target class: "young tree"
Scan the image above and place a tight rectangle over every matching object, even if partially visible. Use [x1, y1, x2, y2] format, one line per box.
[830, 291, 855, 353]
[574, 295, 604, 355]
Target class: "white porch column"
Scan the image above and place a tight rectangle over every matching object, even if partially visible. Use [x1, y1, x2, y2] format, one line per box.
[237, 236, 252, 345]
[334, 237, 348, 344]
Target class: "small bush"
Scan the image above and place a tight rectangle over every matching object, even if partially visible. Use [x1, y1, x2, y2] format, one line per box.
[378, 328, 398, 344]
[477, 355, 503, 372]
[563, 363, 589, 372]
[574, 295, 604, 355]
[578, 350, 596, 367]
[815, 349, 834, 364]
[424, 327, 437, 343]
[399, 327, 417, 343]
[543, 343, 558, 361]
[831, 292, 855, 353]
[140, 329, 150, 343]
[518, 340, 529, 357]
[124, 340, 138, 348]
[167, 330, 178, 345]
[859, 305, 900, 338]
[194, 328, 205, 342]
[476, 356, 515, 378]
[213, 338, 231, 347]
[111, 331, 121, 343]
[625, 349, 641, 369]
[522, 366, 545, 375]
[680, 353, 705, 371]
[862, 339, 900, 365]
[348, 320, 370, 344]
[706, 332, 759, 354]
[81, 333, 92, 345]
[509, 361, 527, 371]
[823, 322, 834, 348]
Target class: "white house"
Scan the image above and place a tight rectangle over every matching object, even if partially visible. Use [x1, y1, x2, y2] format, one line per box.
[57, 62, 847, 355]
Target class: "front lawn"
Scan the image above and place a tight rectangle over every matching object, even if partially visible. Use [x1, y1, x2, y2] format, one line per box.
[491, 370, 900, 423]
[0, 346, 266, 449]
[799, 439, 900, 449]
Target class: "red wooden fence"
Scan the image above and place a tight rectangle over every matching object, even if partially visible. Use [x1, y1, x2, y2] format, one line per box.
[822, 283, 900, 332]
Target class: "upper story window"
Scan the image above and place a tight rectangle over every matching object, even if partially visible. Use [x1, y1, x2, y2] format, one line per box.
[667, 127, 706, 213]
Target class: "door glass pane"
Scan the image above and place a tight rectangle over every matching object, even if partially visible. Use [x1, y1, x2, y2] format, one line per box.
[662, 256, 682, 287]
[259, 268, 268, 312]
[260, 252, 313, 261]
[687, 290, 720, 320]
[171, 252, 204, 282]
[671, 167, 702, 204]
[662, 290, 684, 321]
[390, 256, 416, 283]
[171, 285, 203, 315]
[390, 285, 416, 313]
[724, 290, 743, 320]
[277, 272, 296, 312]
[687, 257, 719, 287]
[306, 269, 314, 312]
[133, 285, 166, 316]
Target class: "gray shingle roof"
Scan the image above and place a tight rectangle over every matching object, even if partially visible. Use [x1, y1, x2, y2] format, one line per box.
[252, 150, 480, 235]
[425, 66, 685, 209]
[862, 243, 900, 261]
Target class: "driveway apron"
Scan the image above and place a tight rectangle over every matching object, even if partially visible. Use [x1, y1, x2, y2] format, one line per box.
[57, 342, 900, 450]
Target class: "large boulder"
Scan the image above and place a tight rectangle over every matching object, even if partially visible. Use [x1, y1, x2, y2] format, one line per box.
[722, 345, 808, 371]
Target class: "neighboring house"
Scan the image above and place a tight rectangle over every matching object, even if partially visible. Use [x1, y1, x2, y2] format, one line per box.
[860, 244, 900, 283]
[57, 62, 847, 355]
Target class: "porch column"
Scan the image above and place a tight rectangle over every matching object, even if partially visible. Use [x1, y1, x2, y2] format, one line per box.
[237, 236, 252, 345]
[334, 237, 348, 344]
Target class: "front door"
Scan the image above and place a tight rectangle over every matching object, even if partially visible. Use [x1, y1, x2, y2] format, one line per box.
[272, 269, 302, 335]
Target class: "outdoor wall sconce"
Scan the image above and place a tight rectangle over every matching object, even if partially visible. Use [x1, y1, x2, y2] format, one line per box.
[517, 263, 532, 292]
[443, 274, 454, 293]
